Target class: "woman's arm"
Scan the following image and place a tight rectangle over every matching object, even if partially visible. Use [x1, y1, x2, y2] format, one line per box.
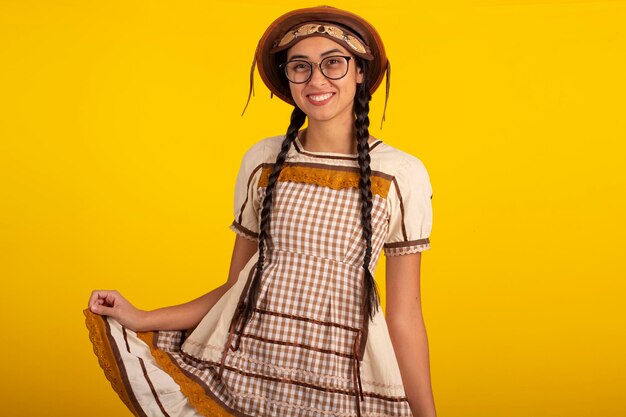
[385, 252, 437, 417]
[88, 235, 258, 332]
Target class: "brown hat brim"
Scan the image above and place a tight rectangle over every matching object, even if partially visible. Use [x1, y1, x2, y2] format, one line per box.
[255, 6, 388, 106]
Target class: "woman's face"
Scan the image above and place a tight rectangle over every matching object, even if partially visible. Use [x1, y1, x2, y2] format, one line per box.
[285, 36, 363, 125]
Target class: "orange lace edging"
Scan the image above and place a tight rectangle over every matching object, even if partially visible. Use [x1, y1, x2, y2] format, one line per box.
[83, 309, 142, 417]
[135, 331, 236, 417]
[259, 165, 391, 198]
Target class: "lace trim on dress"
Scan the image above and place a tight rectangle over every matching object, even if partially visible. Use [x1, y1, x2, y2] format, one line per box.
[183, 340, 406, 390]
[258, 165, 391, 199]
[384, 239, 431, 256]
[83, 309, 143, 417]
[229, 221, 258, 241]
[135, 331, 237, 417]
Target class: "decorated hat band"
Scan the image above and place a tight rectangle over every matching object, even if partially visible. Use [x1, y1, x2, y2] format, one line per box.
[270, 23, 374, 60]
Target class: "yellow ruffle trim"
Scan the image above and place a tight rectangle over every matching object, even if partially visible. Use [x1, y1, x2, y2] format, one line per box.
[259, 165, 391, 198]
[83, 309, 142, 417]
[135, 331, 236, 417]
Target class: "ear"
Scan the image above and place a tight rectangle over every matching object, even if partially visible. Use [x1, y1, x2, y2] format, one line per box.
[356, 65, 364, 84]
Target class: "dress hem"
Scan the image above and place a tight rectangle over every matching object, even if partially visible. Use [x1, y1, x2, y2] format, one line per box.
[84, 309, 238, 417]
[83, 309, 147, 417]
[135, 331, 242, 417]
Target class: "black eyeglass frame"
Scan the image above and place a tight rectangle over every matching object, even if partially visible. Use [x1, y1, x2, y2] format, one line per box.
[279, 55, 353, 84]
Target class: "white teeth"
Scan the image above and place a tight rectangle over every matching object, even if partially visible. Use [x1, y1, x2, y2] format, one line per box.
[309, 93, 333, 101]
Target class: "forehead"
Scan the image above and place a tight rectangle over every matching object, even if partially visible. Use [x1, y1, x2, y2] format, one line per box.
[286, 36, 351, 59]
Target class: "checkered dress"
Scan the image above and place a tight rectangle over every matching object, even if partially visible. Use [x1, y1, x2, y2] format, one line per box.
[85, 133, 433, 417]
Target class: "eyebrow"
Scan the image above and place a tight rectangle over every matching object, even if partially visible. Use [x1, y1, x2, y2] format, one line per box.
[288, 48, 345, 60]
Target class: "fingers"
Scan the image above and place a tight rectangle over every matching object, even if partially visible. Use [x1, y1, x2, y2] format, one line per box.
[88, 290, 106, 309]
[91, 303, 116, 317]
[88, 290, 120, 310]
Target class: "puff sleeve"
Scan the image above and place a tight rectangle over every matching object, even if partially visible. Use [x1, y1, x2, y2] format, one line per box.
[383, 157, 433, 256]
[229, 144, 264, 241]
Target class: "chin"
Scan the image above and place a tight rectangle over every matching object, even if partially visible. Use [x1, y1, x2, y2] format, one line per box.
[301, 104, 349, 122]
[305, 112, 339, 123]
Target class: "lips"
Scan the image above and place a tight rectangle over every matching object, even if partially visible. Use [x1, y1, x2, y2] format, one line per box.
[306, 92, 335, 106]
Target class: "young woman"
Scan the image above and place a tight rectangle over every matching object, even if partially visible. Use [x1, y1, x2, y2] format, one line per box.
[86, 6, 436, 417]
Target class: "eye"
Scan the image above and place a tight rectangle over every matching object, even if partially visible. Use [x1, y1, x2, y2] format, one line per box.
[322, 57, 346, 68]
[287, 61, 310, 73]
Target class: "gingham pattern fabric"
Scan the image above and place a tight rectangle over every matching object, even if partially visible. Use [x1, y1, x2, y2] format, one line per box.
[158, 179, 412, 416]
[231, 135, 432, 257]
[91, 134, 432, 417]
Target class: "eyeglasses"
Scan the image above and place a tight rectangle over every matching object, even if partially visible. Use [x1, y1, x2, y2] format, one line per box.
[279, 55, 352, 84]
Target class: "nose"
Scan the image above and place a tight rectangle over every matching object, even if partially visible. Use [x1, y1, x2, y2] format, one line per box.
[308, 64, 328, 85]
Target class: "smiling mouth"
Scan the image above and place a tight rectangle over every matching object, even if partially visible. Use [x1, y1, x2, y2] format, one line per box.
[308, 92, 334, 101]
[306, 92, 335, 106]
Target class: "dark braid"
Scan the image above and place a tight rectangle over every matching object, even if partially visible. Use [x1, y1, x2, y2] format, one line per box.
[234, 106, 307, 335]
[354, 59, 381, 322]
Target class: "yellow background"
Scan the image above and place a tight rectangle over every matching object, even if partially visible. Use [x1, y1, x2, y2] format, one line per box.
[1, 0, 625, 416]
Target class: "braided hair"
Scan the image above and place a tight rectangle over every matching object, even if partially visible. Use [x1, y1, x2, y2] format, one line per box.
[233, 57, 380, 338]
[353, 59, 381, 322]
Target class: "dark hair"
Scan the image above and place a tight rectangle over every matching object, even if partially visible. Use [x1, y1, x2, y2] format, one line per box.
[233, 56, 380, 338]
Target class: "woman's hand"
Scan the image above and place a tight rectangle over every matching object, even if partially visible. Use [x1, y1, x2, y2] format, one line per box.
[88, 290, 147, 331]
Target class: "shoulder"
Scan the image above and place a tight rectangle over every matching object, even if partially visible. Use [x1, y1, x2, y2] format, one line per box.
[240, 134, 285, 169]
[372, 140, 430, 183]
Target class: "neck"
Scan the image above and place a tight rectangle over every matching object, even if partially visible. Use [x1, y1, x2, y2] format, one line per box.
[302, 115, 370, 154]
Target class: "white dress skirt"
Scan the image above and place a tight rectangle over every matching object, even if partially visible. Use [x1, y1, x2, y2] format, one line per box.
[85, 133, 433, 417]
